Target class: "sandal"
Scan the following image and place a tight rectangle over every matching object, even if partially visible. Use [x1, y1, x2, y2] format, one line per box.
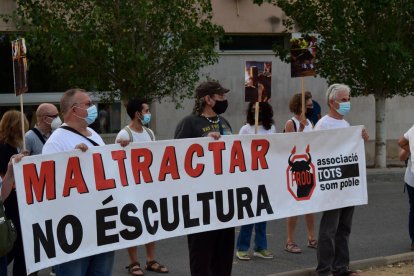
[146, 260, 169, 273]
[307, 239, 318, 249]
[126, 262, 144, 276]
[285, 242, 302, 253]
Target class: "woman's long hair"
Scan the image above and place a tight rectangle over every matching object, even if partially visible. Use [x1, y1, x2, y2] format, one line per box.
[0, 110, 29, 148]
[246, 102, 274, 130]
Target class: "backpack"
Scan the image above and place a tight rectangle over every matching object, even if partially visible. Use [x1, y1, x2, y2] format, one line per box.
[124, 126, 155, 142]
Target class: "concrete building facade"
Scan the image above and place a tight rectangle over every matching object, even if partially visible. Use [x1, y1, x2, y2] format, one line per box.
[1, 0, 412, 164]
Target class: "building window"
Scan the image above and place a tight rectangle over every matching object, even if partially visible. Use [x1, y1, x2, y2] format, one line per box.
[219, 34, 288, 51]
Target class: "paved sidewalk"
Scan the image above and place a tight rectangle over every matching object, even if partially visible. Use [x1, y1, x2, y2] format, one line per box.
[31, 167, 414, 276]
[270, 167, 413, 276]
[272, 252, 414, 276]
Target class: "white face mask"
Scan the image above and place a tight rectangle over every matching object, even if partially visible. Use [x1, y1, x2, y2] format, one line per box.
[50, 116, 62, 131]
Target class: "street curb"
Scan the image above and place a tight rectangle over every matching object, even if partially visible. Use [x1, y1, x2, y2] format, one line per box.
[268, 252, 414, 276]
[366, 167, 405, 175]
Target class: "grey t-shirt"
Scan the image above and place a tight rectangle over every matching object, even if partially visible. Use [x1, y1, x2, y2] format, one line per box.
[25, 127, 49, 155]
[174, 114, 232, 139]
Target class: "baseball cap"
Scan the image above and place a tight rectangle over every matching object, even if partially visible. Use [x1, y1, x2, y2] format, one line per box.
[196, 81, 230, 98]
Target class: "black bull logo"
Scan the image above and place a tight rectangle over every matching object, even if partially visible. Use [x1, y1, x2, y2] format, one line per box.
[288, 145, 315, 199]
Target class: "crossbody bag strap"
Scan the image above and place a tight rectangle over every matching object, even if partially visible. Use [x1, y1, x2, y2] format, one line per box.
[142, 126, 155, 141]
[60, 125, 100, 147]
[31, 128, 46, 144]
[124, 126, 134, 142]
[291, 119, 297, 132]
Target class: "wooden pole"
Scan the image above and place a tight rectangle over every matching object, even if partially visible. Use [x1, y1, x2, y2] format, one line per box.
[254, 85, 263, 134]
[20, 94, 26, 151]
[301, 77, 305, 118]
[254, 102, 259, 134]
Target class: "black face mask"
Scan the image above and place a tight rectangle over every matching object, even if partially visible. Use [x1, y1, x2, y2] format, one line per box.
[212, 99, 228, 114]
[305, 108, 313, 118]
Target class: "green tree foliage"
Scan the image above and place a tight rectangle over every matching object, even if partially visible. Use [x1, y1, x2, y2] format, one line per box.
[254, 0, 414, 98]
[255, 0, 414, 167]
[2, 0, 223, 102]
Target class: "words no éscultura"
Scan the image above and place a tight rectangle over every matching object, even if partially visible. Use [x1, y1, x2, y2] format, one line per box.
[21, 139, 275, 262]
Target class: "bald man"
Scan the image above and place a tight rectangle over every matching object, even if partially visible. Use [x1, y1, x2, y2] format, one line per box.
[25, 103, 61, 155]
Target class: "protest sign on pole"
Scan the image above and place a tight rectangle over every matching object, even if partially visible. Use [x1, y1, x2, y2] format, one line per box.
[13, 126, 367, 274]
[290, 33, 317, 121]
[290, 33, 317, 78]
[12, 38, 28, 96]
[11, 38, 28, 150]
[244, 61, 272, 133]
[244, 61, 272, 103]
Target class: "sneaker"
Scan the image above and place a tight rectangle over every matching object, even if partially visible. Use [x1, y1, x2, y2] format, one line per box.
[253, 249, 274, 259]
[411, 243, 414, 251]
[236, 250, 251, 261]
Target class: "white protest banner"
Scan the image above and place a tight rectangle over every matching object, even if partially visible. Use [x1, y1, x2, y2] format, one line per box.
[13, 126, 367, 274]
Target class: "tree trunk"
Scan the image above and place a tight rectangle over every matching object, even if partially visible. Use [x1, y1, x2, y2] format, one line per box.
[374, 96, 387, 168]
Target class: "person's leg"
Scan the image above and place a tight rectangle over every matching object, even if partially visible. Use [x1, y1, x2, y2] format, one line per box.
[332, 207, 355, 274]
[406, 184, 414, 247]
[55, 257, 89, 276]
[145, 242, 155, 262]
[187, 231, 215, 276]
[11, 234, 26, 276]
[4, 190, 28, 276]
[87, 251, 115, 276]
[11, 219, 33, 276]
[254, 222, 267, 251]
[126, 246, 143, 275]
[145, 242, 168, 273]
[286, 216, 298, 244]
[128, 246, 138, 264]
[212, 227, 235, 276]
[0, 256, 7, 276]
[305, 213, 317, 247]
[253, 222, 273, 258]
[316, 209, 341, 276]
[286, 216, 301, 253]
[236, 224, 254, 251]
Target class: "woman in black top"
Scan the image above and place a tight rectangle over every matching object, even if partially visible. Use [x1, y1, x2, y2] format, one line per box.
[0, 110, 30, 276]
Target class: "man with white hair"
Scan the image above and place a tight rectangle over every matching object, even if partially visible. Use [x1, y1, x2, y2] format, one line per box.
[314, 84, 368, 276]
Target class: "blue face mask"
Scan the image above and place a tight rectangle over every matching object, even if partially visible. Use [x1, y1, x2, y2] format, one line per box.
[140, 113, 151, 125]
[85, 105, 98, 125]
[336, 102, 351, 116]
